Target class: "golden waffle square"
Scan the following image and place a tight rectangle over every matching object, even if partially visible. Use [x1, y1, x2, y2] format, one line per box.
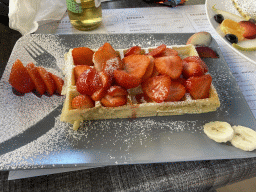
[60, 44, 220, 130]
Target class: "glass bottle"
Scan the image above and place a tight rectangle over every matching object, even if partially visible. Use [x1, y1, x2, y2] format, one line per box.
[66, 0, 102, 31]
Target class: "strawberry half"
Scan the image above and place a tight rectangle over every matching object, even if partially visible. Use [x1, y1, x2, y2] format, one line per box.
[37, 67, 57, 96]
[93, 42, 123, 80]
[185, 74, 212, 99]
[155, 48, 179, 57]
[9, 59, 35, 93]
[154, 56, 183, 79]
[76, 68, 102, 96]
[114, 54, 151, 89]
[71, 95, 95, 109]
[26, 62, 46, 95]
[141, 75, 172, 103]
[239, 21, 256, 39]
[97, 42, 117, 54]
[100, 86, 128, 107]
[165, 81, 186, 102]
[148, 44, 166, 57]
[183, 56, 208, 73]
[91, 71, 111, 101]
[101, 95, 127, 107]
[141, 56, 155, 82]
[113, 70, 141, 89]
[124, 46, 143, 57]
[107, 85, 128, 97]
[182, 60, 205, 79]
[72, 47, 94, 66]
[74, 65, 91, 82]
[122, 54, 151, 79]
[49, 73, 64, 95]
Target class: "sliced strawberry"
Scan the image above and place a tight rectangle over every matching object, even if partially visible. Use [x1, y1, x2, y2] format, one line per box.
[100, 86, 128, 107]
[196, 46, 218, 58]
[124, 46, 142, 57]
[71, 95, 95, 109]
[74, 65, 91, 82]
[101, 85, 128, 107]
[49, 73, 64, 95]
[141, 56, 155, 82]
[122, 54, 151, 79]
[72, 47, 94, 66]
[37, 67, 56, 96]
[148, 44, 166, 57]
[99, 71, 111, 89]
[101, 95, 127, 107]
[93, 43, 123, 80]
[97, 42, 117, 54]
[91, 88, 107, 101]
[113, 70, 141, 89]
[141, 75, 172, 103]
[154, 56, 183, 79]
[26, 62, 46, 95]
[9, 59, 35, 93]
[185, 74, 212, 99]
[103, 56, 123, 80]
[76, 68, 102, 96]
[155, 48, 179, 57]
[107, 85, 128, 97]
[182, 60, 205, 79]
[239, 21, 256, 39]
[183, 56, 208, 73]
[91, 71, 111, 101]
[165, 81, 186, 102]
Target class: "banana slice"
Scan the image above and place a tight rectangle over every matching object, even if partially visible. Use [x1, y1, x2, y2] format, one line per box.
[203, 121, 234, 143]
[230, 126, 256, 151]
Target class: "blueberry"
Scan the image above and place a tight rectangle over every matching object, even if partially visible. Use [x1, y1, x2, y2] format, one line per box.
[225, 34, 238, 44]
[214, 14, 224, 24]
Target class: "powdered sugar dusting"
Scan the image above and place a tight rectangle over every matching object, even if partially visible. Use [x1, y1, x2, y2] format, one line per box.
[0, 112, 201, 169]
[1, 33, 254, 170]
[0, 116, 69, 170]
[0, 115, 200, 170]
[0, 34, 66, 144]
[0, 83, 64, 144]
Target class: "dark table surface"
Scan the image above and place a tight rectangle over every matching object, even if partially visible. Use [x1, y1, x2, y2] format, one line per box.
[1, 0, 256, 191]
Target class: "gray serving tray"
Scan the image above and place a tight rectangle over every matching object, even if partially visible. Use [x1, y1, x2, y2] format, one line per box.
[0, 33, 255, 170]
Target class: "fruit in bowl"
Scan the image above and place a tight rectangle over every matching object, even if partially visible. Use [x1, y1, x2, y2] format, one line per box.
[186, 32, 219, 58]
[212, 5, 256, 51]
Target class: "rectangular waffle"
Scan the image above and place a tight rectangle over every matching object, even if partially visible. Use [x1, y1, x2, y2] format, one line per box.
[60, 44, 220, 130]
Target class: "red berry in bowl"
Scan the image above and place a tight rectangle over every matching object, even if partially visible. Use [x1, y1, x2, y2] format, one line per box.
[239, 21, 256, 39]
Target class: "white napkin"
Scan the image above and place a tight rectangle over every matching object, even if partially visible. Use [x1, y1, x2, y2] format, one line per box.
[9, 0, 67, 35]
